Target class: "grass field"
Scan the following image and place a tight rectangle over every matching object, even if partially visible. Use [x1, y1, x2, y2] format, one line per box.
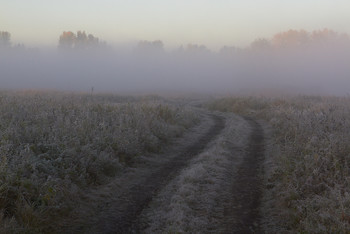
[2, 91, 350, 233]
[208, 96, 350, 233]
[0, 91, 198, 232]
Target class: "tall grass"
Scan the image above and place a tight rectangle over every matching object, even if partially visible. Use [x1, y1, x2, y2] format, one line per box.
[208, 96, 350, 232]
[0, 91, 198, 232]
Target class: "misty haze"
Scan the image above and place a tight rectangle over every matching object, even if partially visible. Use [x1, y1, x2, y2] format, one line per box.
[1, 29, 350, 95]
[1, 1, 350, 233]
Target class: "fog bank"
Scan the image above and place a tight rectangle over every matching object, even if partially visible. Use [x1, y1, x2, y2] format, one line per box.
[1, 31, 350, 96]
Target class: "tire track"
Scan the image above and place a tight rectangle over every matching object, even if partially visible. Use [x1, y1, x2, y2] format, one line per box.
[94, 114, 225, 233]
[223, 117, 265, 233]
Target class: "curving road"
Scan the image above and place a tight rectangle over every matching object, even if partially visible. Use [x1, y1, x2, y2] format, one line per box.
[94, 114, 225, 233]
[62, 112, 265, 234]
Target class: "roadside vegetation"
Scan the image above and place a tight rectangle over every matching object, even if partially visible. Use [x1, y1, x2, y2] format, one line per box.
[141, 113, 251, 233]
[0, 91, 198, 233]
[208, 96, 350, 232]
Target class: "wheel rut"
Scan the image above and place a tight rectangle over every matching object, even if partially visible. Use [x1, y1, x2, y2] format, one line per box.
[223, 116, 265, 233]
[95, 114, 225, 233]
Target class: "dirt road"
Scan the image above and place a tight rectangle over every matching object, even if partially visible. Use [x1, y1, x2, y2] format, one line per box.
[140, 113, 265, 233]
[223, 117, 265, 233]
[95, 114, 225, 233]
[63, 111, 265, 233]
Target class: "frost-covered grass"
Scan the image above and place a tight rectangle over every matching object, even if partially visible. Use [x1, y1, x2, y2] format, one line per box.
[208, 96, 350, 233]
[0, 91, 198, 233]
[141, 113, 251, 233]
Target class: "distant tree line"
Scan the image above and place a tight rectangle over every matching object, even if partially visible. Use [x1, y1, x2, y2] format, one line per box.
[0, 31, 27, 52]
[134, 40, 211, 55]
[248, 29, 349, 51]
[137, 29, 350, 56]
[136, 40, 164, 53]
[58, 31, 107, 50]
[1, 28, 349, 54]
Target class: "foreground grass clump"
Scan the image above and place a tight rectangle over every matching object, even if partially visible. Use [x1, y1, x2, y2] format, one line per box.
[208, 96, 350, 233]
[0, 91, 198, 232]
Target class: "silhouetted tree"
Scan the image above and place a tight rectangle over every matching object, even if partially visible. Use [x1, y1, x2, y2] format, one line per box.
[75, 31, 88, 49]
[219, 46, 246, 57]
[220, 46, 236, 54]
[311, 28, 349, 46]
[58, 31, 76, 50]
[185, 44, 210, 54]
[58, 31, 103, 50]
[87, 34, 99, 47]
[268, 29, 350, 50]
[250, 38, 271, 51]
[0, 31, 11, 48]
[272, 29, 310, 48]
[136, 40, 164, 53]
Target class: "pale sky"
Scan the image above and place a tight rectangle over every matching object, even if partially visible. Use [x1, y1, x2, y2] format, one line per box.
[1, 0, 350, 49]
